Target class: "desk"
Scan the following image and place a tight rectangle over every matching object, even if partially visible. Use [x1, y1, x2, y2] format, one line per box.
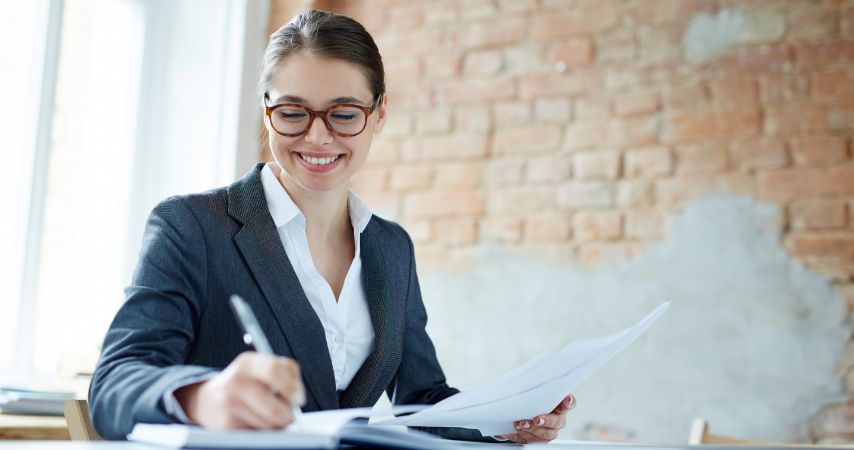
[0, 442, 836, 449]
[0, 414, 69, 440]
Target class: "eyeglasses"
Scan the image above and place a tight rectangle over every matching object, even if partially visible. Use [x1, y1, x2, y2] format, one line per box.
[264, 94, 379, 138]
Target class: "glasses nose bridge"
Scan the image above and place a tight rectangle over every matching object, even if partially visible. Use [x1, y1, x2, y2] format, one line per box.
[304, 107, 335, 140]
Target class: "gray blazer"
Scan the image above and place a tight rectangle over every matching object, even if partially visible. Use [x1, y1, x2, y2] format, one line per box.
[89, 164, 487, 441]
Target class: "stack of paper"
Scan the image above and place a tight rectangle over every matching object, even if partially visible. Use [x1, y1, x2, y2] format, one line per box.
[376, 302, 670, 436]
[0, 386, 75, 416]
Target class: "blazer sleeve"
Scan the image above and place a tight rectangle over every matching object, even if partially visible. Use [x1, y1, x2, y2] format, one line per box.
[88, 197, 218, 440]
[387, 232, 497, 443]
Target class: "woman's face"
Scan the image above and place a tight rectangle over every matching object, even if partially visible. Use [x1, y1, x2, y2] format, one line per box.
[265, 51, 386, 195]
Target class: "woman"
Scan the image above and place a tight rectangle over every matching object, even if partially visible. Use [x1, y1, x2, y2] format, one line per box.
[89, 9, 574, 444]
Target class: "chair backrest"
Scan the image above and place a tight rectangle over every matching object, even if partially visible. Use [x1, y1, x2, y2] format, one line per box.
[63, 399, 101, 441]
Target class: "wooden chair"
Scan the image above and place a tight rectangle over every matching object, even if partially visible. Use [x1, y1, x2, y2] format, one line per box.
[63, 399, 101, 441]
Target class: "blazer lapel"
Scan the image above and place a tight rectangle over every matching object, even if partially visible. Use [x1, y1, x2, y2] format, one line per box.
[227, 164, 338, 410]
[339, 222, 401, 408]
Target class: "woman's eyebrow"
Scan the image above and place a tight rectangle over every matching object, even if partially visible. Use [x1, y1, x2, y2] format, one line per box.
[271, 94, 367, 106]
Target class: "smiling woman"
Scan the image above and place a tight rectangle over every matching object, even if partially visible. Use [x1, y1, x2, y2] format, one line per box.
[86, 9, 573, 444]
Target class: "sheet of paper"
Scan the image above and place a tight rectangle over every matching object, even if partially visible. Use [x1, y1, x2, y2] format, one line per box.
[287, 404, 428, 434]
[377, 302, 670, 436]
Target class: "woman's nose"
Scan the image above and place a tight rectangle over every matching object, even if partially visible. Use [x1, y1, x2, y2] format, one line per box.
[304, 116, 334, 145]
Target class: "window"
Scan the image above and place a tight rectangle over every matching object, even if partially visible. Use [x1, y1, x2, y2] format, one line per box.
[0, 0, 267, 383]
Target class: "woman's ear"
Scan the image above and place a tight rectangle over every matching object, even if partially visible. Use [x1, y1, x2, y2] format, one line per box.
[373, 93, 389, 134]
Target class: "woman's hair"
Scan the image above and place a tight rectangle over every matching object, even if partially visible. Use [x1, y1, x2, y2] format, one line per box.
[258, 10, 385, 104]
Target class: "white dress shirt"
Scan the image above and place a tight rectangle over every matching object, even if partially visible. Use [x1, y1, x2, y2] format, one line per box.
[163, 165, 376, 422]
[260, 164, 375, 391]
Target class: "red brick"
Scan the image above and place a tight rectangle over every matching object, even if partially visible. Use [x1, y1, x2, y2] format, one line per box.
[787, 7, 839, 41]
[657, 174, 754, 208]
[664, 83, 709, 110]
[625, 210, 666, 240]
[498, 0, 538, 13]
[565, 120, 611, 150]
[518, 71, 601, 99]
[369, 138, 400, 163]
[789, 201, 848, 231]
[715, 109, 762, 137]
[390, 166, 432, 190]
[401, 133, 488, 161]
[617, 180, 655, 207]
[422, 0, 458, 24]
[433, 218, 477, 245]
[614, 91, 660, 117]
[760, 74, 810, 103]
[759, 165, 854, 200]
[557, 182, 615, 208]
[812, 71, 854, 103]
[628, 0, 716, 25]
[384, 56, 421, 84]
[385, 4, 425, 29]
[709, 78, 759, 107]
[525, 213, 572, 242]
[535, 99, 572, 123]
[675, 143, 730, 175]
[574, 211, 623, 241]
[785, 233, 854, 262]
[545, 39, 594, 67]
[573, 151, 622, 180]
[829, 106, 854, 130]
[484, 158, 525, 185]
[403, 220, 432, 244]
[638, 25, 681, 65]
[453, 105, 491, 132]
[480, 217, 523, 242]
[404, 191, 484, 218]
[352, 167, 388, 192]
[463, 50, 504, 76]
[575, 97, 611, 118]
[795, 41, 854, 69]
[433, 162, 484, 188]
[362, 192, 401, 218]
[381, 112, 412, 137]
[449, 17, 526, 49]
[707, 44, 793, 74]
[625, 146, 673, 178]
[493, 125, 563, 154]
[421, 53, 461, 79]
[845, 7, 854, 39]
[436, 77, 515, 104]
[388, 83, 432, 108]
[764, 104, 830, 135]
[414, 109, 452, 135]
[730, 137, 789, 169]
[531, 7, 619, 39]
[459, 0, 498, 19]
[493, 101, 532, 126]
[526, 155, 572, 183]
[661, 110, 716, 142]
[577, 242, 637, 266]
[487, 187, 556, 214]
[376, 28, 441, 56]
[596, 30, 636, 63]
[790, 136, 848, 166]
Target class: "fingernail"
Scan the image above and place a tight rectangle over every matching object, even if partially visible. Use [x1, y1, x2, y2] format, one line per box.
[537, 418, 545, 426]
[515, 424, 521, 430]
[523, 422, 531, 429]
[295, 389, 306, 406]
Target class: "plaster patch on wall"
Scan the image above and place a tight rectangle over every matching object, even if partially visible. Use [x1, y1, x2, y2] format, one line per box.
[419, 194, 848, 443]
[684, 8, 785, 63]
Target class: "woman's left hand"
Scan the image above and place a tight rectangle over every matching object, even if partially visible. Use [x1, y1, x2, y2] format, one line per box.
[499, 394, 576, 444]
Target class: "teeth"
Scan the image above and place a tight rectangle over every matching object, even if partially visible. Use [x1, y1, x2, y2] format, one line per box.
[301, 154, 339, 165]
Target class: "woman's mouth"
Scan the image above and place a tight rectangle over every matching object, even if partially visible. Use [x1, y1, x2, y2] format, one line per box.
[296, 152, 343, 173]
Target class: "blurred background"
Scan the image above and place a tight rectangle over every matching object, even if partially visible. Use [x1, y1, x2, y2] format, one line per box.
[2, 0, 853, 445]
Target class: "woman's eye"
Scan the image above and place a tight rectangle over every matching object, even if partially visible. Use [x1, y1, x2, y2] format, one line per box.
[278, 111, 307, 120]
[331, 113, 356, 121]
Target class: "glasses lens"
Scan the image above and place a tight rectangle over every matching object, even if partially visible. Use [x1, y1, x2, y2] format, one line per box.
[326, 106, 367, 136]
[271, 106, 310, 135]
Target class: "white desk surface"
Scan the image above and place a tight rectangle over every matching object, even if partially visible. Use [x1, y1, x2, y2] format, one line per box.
[0, 442, 833, 449]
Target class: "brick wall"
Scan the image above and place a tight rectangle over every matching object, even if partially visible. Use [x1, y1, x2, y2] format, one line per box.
[265, 0, 854, 442]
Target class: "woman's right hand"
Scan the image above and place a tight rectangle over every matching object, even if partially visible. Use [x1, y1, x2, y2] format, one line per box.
[174, 351, 306, 430]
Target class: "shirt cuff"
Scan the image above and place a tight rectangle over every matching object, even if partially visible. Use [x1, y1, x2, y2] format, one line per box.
[161, 372, 219, 424]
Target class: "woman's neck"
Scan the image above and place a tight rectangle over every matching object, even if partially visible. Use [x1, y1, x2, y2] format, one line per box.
[270, 162, 351, 241]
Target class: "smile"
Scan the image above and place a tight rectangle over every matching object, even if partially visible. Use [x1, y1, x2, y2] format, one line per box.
[299, 154, 340, 165]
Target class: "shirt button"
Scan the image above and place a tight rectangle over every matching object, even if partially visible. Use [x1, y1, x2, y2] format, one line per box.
[334, 335, 345, 344]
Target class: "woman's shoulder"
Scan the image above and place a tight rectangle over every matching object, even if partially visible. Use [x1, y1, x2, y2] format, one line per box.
[150, 186, 230, 223]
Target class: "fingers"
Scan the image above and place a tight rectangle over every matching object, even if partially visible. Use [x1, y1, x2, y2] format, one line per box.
[552, 393, 577, 414]
[237, 379, 294, 429]
[234, 352, 306, 407]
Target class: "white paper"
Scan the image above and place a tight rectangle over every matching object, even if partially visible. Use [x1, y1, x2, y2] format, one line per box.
[377, 302, 670, 436]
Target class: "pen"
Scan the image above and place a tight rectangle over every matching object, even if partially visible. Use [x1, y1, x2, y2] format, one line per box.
[228, 294, 303, 420]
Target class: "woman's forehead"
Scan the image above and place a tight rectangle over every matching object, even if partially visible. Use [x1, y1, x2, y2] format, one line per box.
[268, 52, 373, 106]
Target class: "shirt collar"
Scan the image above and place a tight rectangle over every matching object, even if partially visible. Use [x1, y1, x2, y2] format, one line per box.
[260, 164, 373, 233]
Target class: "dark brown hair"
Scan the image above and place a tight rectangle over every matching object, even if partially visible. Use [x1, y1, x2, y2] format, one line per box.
[258, 10, 385, 104]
